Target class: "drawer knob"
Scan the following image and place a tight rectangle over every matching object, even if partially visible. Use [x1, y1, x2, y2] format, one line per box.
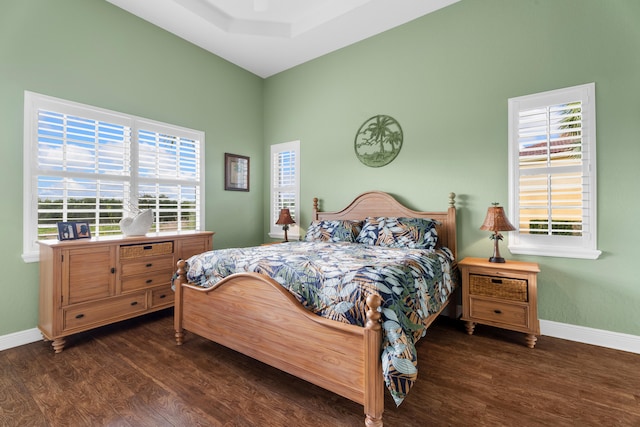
[494, 309, 502, 314]
[75, 314, 84, 319]
[159, 294, 166, 299]
[131, 301, 138, 306]
[146, 263, 153, 267]
[146, 279, 153, 284]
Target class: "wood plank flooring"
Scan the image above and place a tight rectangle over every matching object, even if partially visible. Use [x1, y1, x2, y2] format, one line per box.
[1, 309, 638, 426]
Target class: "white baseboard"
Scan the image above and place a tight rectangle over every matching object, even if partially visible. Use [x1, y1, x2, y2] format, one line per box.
[0, 328, 42, 351]
[1, 321, 639, 354]
[541, 319, 640, 354]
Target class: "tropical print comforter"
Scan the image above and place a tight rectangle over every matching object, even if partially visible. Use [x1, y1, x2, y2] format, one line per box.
[185, 241, 458, 405]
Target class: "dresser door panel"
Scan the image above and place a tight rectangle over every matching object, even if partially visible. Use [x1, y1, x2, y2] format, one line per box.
[178, 237, 212, 261]
[64, 246, 116, 305]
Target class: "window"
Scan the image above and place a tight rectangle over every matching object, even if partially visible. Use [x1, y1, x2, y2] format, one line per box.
[269, 140, 300, 239]
[23, 91, 205, 262]
[508, 83, 600, 259]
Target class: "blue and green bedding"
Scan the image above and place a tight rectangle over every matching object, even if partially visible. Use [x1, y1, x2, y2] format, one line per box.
[184, 240, 457, 405]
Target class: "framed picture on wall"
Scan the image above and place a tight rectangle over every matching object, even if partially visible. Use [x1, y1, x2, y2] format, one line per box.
[224, 153, 250, 192]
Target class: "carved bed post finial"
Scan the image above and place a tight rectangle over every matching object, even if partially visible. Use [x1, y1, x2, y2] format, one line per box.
[313, 197, 320, 220]
[365, 294, 382, 331]
[448, 192, 456, 208]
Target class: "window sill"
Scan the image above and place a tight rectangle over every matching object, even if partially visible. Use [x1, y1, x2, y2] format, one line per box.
[22, 252, 39, 263]
[509, 244, 601, 260]
[268, 232, 300, 241]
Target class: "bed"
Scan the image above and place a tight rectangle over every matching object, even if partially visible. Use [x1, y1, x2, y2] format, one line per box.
[173, 191, 458, 427]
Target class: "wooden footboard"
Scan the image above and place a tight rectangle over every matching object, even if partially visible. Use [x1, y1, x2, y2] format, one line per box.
[173, 191, 457, 427]
[174, 260, 385, 426]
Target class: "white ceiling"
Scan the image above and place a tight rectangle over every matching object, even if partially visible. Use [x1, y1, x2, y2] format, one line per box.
[106, 0, 460, 78]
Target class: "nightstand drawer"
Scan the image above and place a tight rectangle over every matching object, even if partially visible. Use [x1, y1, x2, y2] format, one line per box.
[470, 274, 528, 302]
[469, 298, 529, 329]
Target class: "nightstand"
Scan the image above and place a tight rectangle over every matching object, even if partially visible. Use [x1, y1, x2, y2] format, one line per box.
[459, 257, 540, 348]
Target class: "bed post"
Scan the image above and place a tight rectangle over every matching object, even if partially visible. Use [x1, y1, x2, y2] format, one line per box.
[174, 259, 187, 345]
[448, 192, 457, 260]
[312, 197, 319, 220]
[364, 293, 384, 427]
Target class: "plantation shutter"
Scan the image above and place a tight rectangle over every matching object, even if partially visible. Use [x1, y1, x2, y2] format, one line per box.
[36, 109, 131, 239]
[272, 148, 297, 221]
[269, 140, 300, 239]
[517, 101, 585, 236]
[137, 124, 201, 232]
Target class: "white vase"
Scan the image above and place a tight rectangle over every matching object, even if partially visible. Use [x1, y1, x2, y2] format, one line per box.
[119, 209, 154, 236]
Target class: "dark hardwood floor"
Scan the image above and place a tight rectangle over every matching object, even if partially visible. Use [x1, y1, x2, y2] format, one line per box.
[1, 310, 638, 426]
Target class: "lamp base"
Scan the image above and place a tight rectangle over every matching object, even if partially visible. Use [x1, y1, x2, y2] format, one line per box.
[488, 233, 507, 263]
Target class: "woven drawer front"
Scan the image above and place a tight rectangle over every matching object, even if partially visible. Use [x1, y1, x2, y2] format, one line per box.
[120, 241, 174, 259]
[470, 274, 528, 302]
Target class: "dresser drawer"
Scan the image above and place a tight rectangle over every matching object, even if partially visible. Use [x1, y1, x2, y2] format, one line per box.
[120, 241, 174, 259]
[121, 270, 173, 292]
[469, 298, 529, 329]
[63, 292, 147, 331]
[151, 286, 174, 307]
[120, 255, 174, 277]
[470, 274, 528, 302]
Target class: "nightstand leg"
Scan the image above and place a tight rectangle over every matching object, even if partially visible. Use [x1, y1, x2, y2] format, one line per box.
[525, 334, 537, 349]
[464, 321, 476, 335]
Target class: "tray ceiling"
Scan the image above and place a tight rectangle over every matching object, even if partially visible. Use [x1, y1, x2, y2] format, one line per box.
[106, 0, 460, 77]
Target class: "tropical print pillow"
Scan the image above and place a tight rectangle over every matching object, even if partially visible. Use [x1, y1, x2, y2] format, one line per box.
[356, 216, 439, 249]
[304, 220, 362, 243]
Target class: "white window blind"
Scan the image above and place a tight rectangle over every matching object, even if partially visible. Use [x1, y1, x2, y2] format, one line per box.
[23, 92, 204, 261]
[270, 141, 300, 239]
[508, 83, 600, 259]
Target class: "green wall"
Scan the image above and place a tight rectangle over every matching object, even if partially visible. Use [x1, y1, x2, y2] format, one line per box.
[2, 0, 639, 340]
[0, 0, 264, 335]
[263, 0, 640, 336]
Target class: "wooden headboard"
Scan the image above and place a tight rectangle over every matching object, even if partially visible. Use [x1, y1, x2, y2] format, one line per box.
[312, 191, 457, 259]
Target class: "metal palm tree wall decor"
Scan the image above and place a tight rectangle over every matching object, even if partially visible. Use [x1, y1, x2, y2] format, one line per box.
[354, 114, 403, 167]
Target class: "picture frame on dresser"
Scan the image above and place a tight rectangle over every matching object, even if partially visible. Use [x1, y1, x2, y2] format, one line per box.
[74, 222, 91, 239]
[224, 153, 250, 192]
[57, 222, 76, 240]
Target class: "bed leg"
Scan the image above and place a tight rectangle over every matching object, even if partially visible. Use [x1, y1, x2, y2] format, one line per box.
[364, 294, 384, 427]
[174, 259, 186, 346]
[365, 415, 383, 427]
[175, 330, 184, 346]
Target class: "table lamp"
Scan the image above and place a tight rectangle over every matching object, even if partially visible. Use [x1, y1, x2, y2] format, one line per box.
[480, 203, 516, 263]
[276, 208, 295, 242]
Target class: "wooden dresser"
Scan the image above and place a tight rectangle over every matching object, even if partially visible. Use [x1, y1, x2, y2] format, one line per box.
[37, 231, 213, 353]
